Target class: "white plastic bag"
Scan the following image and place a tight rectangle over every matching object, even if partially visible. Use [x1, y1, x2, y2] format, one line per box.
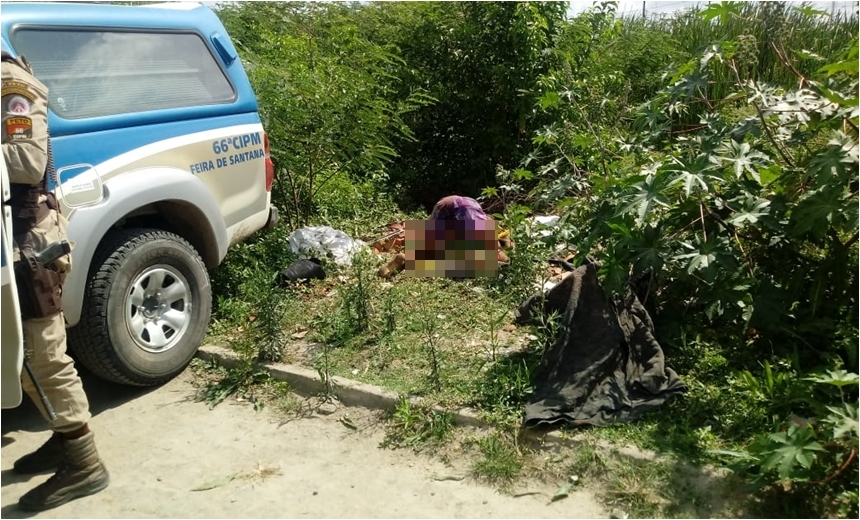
[529, 215, 560, 237]
[287, 226, 366, 266]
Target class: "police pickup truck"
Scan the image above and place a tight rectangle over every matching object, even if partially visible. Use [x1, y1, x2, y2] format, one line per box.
[1, 1, 277, 400]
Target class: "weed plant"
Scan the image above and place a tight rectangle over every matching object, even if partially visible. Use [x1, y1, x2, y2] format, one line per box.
[471, 432, 525, 487]
[380, 284, 398, 336]
[418, 299, 444, 394]
[381, 398, 454, 452]
[483, 309, 507, 363]
[337, 249, 376, 333]
[310, 309, 345, 401]
[193, 358, 292, 413]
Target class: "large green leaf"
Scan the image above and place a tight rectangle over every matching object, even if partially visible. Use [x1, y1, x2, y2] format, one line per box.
[804, 369, 860, 388]
[804, 141, 856, 189]
[749, 278, 787, 330]
[824, 402, 859, 440]
[670, 69, 709, 102]
[818, 37, 859, 78]
[791, 186, 850, 239]
[538, 91, 562, 110]
[715, 141, 770, 183]
[673, 235, 736, 282]
[699, 1, 742, 25]
[621, 171, 672, 224]
[729, 196, 772, 228]
[699, 43, 727, 70]
[792, 5, 831, 17]
[705, 281, 751, 321]
[763, 425, 825, 481]
[632, 223, 668, 274]
[666, 155, 721, 197]
[675, 242, 716, 275]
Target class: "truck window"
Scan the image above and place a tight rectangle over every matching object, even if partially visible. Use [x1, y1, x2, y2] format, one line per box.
[10, 29, 236, 119]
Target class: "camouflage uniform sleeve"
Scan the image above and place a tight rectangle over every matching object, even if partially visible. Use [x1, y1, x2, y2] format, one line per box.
[2, 60, 49, 185]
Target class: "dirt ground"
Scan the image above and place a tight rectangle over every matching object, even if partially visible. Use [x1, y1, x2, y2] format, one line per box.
[1, 368, 606, 519]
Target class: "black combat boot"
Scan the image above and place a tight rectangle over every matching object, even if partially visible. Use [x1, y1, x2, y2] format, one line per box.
[13, 432, 65, 474]
[17, 431, 110, 512]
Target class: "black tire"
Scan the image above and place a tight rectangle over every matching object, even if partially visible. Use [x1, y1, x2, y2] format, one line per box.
[68, 228, 212, 386]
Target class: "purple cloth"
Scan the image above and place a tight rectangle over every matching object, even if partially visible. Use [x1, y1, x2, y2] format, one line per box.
[430, 196, 489, 221]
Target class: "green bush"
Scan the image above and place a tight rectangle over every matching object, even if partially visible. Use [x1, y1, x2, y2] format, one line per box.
[489, 3, 858, 515]
[218, 1, 431, 228]
[357, 1, 568, 206]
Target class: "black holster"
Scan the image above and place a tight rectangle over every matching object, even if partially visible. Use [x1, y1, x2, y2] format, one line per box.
[9, 184, 57, 237]
[14, 245, 63, 320]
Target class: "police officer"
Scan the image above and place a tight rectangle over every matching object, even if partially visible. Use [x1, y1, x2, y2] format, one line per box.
[2, 51, 109, 511]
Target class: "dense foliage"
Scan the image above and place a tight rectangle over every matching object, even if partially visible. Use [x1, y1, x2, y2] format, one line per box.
[218, 1, 432, 228]
[353, 1, 568, 207]
[485, 3, 858, 516]
[213, 1, 858, 516]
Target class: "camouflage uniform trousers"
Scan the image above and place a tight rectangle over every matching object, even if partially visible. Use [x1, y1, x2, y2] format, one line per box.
[14, 199, 91, 433]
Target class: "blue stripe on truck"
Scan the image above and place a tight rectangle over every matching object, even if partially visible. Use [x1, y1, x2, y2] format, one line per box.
[49, 112, 263, 188]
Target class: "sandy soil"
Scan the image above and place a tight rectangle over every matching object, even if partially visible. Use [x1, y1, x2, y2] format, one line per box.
[1, 369, 606, 519]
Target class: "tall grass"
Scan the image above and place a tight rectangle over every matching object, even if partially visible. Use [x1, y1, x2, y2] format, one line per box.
[623, 1, 858, 100]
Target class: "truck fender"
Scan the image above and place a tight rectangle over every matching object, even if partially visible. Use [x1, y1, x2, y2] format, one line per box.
[61, 166, 229, 326]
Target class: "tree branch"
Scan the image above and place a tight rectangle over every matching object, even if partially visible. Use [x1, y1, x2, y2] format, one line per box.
[309, 164, 346, 201]
[769, 43, 860, 144]
[554, 142, 582, 178]
[753, 102, 796, 167]
[701, 204, 756, 276]
[771, 42, 808, 89]
[809, 448, 856, 485]
[669, 124, 708, 135]
[728, 59, 796, 168]
[668, 216, 703, 240]
[304, 143, 314, 227]
[830, 227, 860, 251]
[570, 96, 610, 183]
[280, 165, 302, 230]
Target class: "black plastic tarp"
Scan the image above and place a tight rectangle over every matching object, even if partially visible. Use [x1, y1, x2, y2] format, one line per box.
[515, 262, 687, 428]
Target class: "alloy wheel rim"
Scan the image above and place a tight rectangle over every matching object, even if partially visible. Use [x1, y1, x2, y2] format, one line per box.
[124, 264, 193, 354]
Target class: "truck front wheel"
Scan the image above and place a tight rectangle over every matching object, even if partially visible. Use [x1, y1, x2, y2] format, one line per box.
[68, 228, 212, 386]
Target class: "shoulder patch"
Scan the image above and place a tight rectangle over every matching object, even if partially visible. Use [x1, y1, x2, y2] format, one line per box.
[1, 79, 37, 101]
[6, 95, 31, 115]
[5, 117, 33, 140]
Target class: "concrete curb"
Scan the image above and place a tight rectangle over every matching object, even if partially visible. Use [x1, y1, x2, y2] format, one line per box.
[196, 345, 732, 496]
[197, 345, 486, 428]
[196, 346, 681, 462]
